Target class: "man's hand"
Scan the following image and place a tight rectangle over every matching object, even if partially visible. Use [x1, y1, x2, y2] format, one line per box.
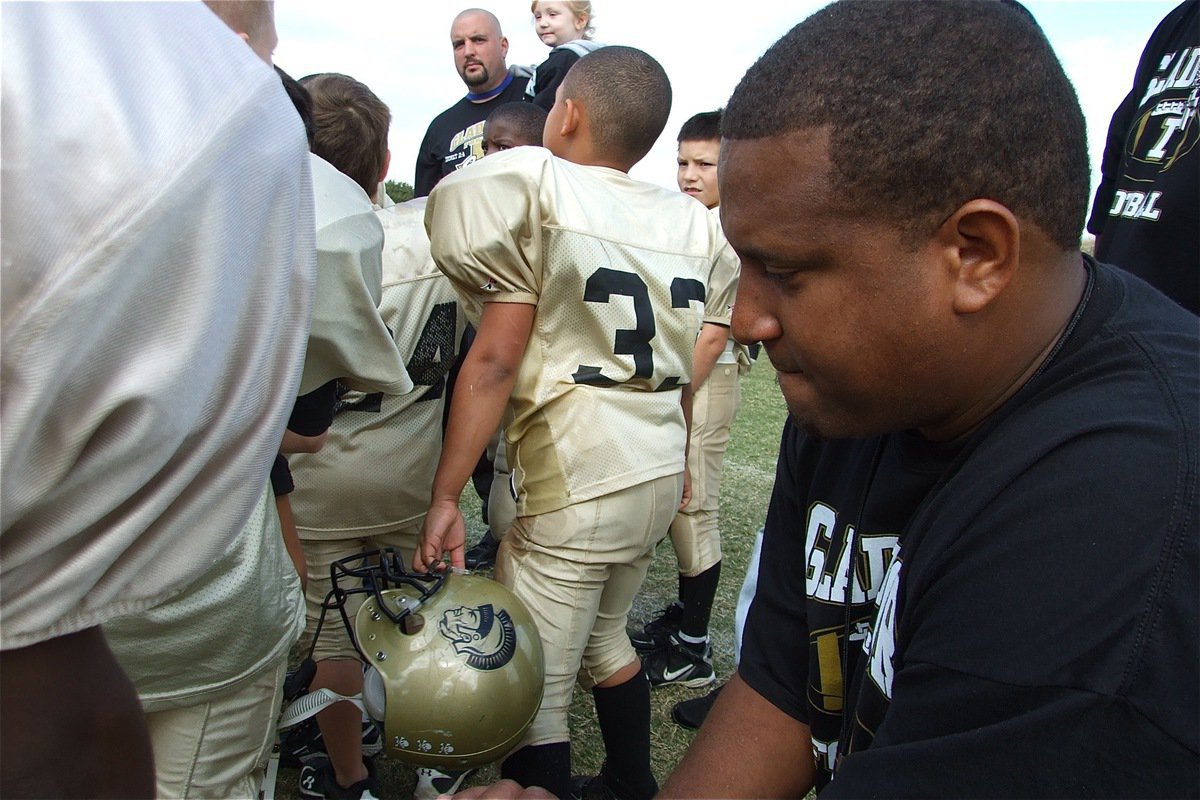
[416, 497, 467, 571]
[448, 779, 555, 799]
[679, 468, 693, 510]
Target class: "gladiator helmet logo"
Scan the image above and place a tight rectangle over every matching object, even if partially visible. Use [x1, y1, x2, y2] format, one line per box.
[439, 603, 517, 671]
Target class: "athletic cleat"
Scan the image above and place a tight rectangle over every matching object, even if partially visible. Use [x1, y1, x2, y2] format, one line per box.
[628, 601, 682, 653]
[671, 682, 723, 729]
[643, 634, 714, 689]
[464, 530, 500, 570]
[572, 766, 657, 800]
[298, 758, 380, 800]
[413, 767, 472, 800]
[280, 716, 382, 768]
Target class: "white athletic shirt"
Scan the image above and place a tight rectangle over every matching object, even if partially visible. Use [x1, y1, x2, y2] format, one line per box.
[426, 147, 735, 516]
[104, 482, 305, 710]
[0, 2, 316, 650]
[299, 155, 413, 397]
[290, 199, 465, 538]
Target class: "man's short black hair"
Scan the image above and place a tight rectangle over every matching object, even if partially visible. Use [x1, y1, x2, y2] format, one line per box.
[486, 102, 548, 147]
[678, 110, 722, 144]
[562, 45, 672, 164]
[723, 0, 1089, 249]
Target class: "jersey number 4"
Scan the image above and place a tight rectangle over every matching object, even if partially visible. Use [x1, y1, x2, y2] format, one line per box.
[571, 267, 705, 391]
[337, 302, 458, 413]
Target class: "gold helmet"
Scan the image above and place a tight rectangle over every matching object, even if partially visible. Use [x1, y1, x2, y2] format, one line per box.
[341, 551, 544, 772]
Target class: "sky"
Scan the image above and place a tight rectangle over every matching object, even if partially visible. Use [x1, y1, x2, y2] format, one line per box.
[274, 0, 1179, 206]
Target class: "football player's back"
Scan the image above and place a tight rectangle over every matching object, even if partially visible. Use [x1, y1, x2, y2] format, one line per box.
[419, 46, 729, 800]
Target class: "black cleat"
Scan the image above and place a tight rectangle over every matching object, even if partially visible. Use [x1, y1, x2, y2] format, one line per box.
[464, 530, 500, 570]
[628, 601, 682, 653]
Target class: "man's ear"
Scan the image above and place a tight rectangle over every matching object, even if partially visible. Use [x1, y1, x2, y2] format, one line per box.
[379, 149, 391, 184]
[500, 35, 509, 59]
[935, 199, 1020, 314]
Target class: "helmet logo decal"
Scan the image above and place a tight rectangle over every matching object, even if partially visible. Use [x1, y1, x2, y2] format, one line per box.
[438, 603, 517, 671]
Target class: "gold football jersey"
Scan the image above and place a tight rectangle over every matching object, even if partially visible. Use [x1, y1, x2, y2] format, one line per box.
[289, 199, 464, 539]
[706, 206, 755, 371]
[427, 147, 734, 516]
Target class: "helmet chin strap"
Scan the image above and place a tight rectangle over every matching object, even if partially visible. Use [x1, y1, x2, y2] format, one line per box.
[277, 687, 367, 730]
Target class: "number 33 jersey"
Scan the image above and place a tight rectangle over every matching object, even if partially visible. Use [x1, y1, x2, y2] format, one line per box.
[426, 147, 736, 516]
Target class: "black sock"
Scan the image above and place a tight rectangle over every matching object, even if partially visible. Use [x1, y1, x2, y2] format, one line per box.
[679, 561, 721, 641]
[593, 672, 657, 800]
[501, 742, 573, 800]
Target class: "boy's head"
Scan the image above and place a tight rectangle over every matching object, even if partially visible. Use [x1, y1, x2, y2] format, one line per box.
[484, 103, 548, 155]
[275, 66, 315, 150]
[203, 0, 277, 64]
[722, 0, 1088, 250]
[299, 73, 391, 202]
[677, 110, 722, 209]
[545, 45, 670, 171]
[531, 1, 594, 47]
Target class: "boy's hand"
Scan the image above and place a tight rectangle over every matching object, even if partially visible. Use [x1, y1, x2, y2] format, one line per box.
[416, 498, 467, 572]
[679, 468, 692, 510]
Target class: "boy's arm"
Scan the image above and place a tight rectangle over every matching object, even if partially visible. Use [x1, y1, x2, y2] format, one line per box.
[691, 322, 730, 392]
[680, 381, 693, 509]
[417, 301, 536, 571]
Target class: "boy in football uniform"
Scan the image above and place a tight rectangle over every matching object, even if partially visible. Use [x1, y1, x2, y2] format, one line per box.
[288, 76, 552, 800]
[465, 100, 551, 571]
[418, 46, 736, 800]
[635, 110, 752, 691]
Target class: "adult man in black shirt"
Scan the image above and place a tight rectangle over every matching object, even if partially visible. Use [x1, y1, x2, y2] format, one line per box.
[657, 2, 1199, 798]
[1087, 0, 1198, 315]
[414, 9, 530, 197]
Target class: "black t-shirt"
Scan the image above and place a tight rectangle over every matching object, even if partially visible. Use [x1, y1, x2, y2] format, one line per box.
[741, 258, 1199, 797]
[270, 379, 338, 497]
[413, 73, 530, 197]
[1087, 0, 1198, 314]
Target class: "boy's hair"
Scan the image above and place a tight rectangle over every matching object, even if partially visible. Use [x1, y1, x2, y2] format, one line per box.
[299, 72, 390, 198]
[486, 102, 548, 147]
[723, 0, 1088, 249]
[275, 66, 314, 150]
[561, 45, 670, 165]
[530, 1, 596, 39]
[678, 110, 722, 144]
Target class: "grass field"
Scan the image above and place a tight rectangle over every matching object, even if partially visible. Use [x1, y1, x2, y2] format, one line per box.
[276, 362, 788, 798]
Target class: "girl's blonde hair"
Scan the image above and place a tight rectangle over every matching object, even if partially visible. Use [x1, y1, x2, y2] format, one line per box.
[530, 1, 596, 39]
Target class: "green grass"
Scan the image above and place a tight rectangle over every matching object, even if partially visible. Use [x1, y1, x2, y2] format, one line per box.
[275, 364, 787, 797]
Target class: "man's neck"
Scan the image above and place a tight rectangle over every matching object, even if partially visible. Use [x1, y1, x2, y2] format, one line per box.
[466, 72, 512, 103]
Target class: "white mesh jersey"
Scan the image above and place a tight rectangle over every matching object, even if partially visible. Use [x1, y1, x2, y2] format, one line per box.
[706, 206, 755, 370]
[103, 483, 304, 710]
[426, 147, 733, 516]
[299, 155, 413, 396]
[289, 199, 465, 539]
[0, 3, 314, 650]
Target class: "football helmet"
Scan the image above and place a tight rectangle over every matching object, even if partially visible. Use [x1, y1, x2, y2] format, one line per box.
[326, 548, 544, 772]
